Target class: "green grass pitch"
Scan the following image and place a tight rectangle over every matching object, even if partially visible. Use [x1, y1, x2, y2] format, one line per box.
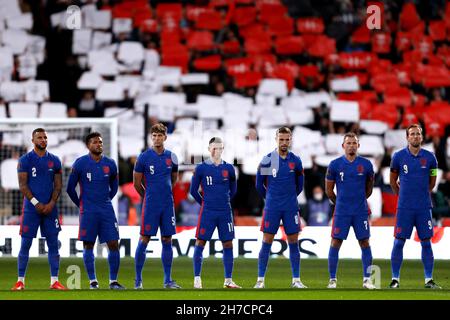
[1, 257, 450, 300]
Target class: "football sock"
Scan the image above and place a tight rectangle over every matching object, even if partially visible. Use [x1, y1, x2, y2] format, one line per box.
[361, 246, 373, 278]
[46, 234, 60, 278]
[258, 241, 272, 278]
[193, 245, 204, 277]
[288, 242, 300, 278]
[108, 249, 120, 281]
[134, 240, 148, 284]
[18, 237, 33, 278]
[83, 248, 96, 281]
[328, 246, 340, 279]
[391, 238, 405, 279]
[222, 247, 234, 279]
[161, 240, 173, 284]
[421, 240, 434, 280]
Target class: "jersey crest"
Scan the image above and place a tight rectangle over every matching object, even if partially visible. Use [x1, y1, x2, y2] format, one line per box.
[48, 161, 54, 168]
[222, 169, 229, 178]
[166, 158, 172, 166]
[288, 162, 295, 170]
[103, 166, 110, 174]
[420, 158, 427, 168]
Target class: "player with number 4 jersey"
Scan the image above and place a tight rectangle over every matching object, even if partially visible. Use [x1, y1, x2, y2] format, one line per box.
[325, 132, 375, 290]
[67, 132, 124, 290]
[190, 137, 240, 289]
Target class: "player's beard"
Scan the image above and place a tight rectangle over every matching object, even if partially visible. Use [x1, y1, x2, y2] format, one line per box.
[91, 150, 102, 156]
[35, 143, 46, 150]
[410, 142, 421, 148]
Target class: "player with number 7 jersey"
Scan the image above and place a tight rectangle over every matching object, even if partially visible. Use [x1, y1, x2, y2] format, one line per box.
[189, 137, 240, 289]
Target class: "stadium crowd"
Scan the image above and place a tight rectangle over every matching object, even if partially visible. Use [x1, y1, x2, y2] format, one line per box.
[0, 0, 449, 227]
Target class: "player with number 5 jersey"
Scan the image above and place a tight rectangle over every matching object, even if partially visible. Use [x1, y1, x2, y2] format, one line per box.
[133, 123, 180, 289]
[325, 132, 375, 289]
[190, 137, 240, 289]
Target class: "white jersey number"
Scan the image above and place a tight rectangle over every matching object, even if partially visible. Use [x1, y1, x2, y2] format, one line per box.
[150, 165, 155, 175]
[87, 172, 91, 182]
[32, 167, 36, 177]
[206, 176, 213, 185]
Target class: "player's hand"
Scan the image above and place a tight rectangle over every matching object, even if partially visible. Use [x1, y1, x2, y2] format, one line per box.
[35, 203, 45, 214]
[41, 201, 55, 215]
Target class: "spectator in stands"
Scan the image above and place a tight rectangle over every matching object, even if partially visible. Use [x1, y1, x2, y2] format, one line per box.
[304, 186, 332, 226]
[78, 91, 103, 117]
[176, 193, 201, 227]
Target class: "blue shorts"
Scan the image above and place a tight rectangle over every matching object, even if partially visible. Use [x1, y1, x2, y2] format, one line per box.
[79, 210, 119, 243]
[196, 208, 234, 242]
[395, 208, 433, 240]
[331, 214, 370, 240]
[140, 206, 176, 237]
[20, 209, 61, 238]
[260, 210, 301, 235]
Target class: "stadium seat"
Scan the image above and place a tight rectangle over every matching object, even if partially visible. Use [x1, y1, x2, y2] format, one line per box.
[257, 79, 288, 98]
[186, 31, 215, 51]
[371, 33, 391, 54]
[367, 187, 382, 219]
[275, 36, 304, 55]
[358, 135, 385, 157]
[360, 120, 389, 135]
[296, 17, 325, 34]
[196, 11, 223, 31]
[384, 129, 405, 149]
[329, 100, 360, 123]
[8, 102, 38, 118]
[40, 102, 67, 118]
[0, 104, 6, 118]
[1, 159, 19, 189]
[232, 7, 257, 27]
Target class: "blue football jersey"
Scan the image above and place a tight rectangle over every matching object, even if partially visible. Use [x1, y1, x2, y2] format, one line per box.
[67, 154, 118, 212]
[190, 159, 237, 211]
[326, 155, 374, 216]
[256, 150, 304, 213]
[134, 148, 178, 209]
[390, 147, 437, 209]
[17, 150, 62, 212]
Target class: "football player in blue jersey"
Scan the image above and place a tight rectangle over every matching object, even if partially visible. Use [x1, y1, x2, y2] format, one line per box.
[12, 128, 66, 290]
[254, 127, 306, 289]
[389, 124, 441, 289]
[190, 137, 240, 289]
[67, 132, 124, 290]
[325, 132, 376, 289]
[133, 123, 181, 289]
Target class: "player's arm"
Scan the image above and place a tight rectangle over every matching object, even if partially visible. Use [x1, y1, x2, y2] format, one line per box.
[133, 172, 145, 198]
[189, 166, 203, 205]
[229, 166, 237, 199]
[133, 154, 146, 198]
[365, 175, 374, 199]
[171, 153, 179, 186]
[18, 171, 45, 214]
[389, 152, 400, 195]
[295, 158, 304, 196]
[325, 164, 336, 205]
[43, 171, 62, 215]
[390, 171, 400, 195]
[325, 179, 336, 205]
[109, 161, 119, 199]
[66, 164, 80, 207]
[429, 155, 438, 192]
[365, 163, 375, 199]
[255, 165, 267, 199]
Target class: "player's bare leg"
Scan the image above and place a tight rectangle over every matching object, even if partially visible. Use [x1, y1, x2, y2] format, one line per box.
[107, 240, 125, 290]
[359, 239, 375, 289]
[327, 238, 342, 289]
[287, 233, 306, 289]
[193, 239, 206, 289]
[222, 240, 241, 289]
[134, 235, 150, 289]
[83, 242, 99, 289]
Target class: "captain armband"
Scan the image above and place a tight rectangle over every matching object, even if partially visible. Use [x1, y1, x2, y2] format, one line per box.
[430, 168, 438, 177]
